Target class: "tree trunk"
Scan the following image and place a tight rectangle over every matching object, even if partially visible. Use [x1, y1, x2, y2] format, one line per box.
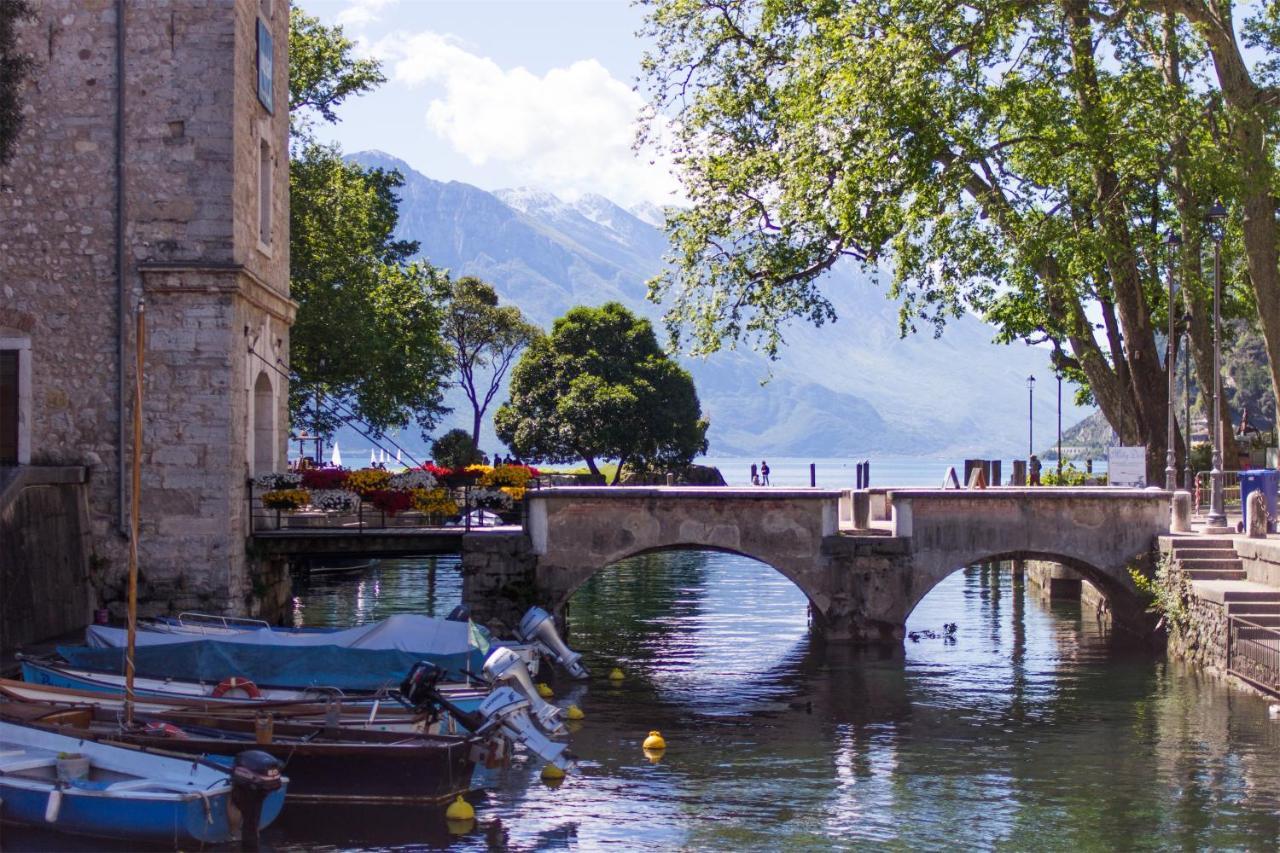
[471, 406, 483, 455]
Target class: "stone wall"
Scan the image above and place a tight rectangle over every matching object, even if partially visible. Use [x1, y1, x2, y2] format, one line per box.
[461, 532, 538, 635]
[1, 1, 293, 625]
[1233, 538, 1280, 587]
[1168, 594, 1229, 673]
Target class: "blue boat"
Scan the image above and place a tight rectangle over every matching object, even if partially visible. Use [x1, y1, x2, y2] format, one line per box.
[0, 718, 287, 846]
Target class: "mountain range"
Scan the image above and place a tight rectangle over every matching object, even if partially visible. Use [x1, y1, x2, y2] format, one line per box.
[342, 150, 1087, 460]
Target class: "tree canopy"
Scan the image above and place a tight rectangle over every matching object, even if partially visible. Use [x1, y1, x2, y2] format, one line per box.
[495, 303, 709, 482]
[441, 276, 540, 451]
[287, 9, 451, 441]
[639, 0, 1280, 478]
[0, 0, 33, 166]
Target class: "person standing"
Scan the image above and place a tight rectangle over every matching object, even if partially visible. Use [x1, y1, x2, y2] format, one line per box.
[1029, 454, 1042, 486]
[761, 460, 771, 486]
[750, 462, 759, 485]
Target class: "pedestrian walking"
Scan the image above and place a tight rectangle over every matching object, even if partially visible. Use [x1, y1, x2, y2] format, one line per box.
[760, 460, 771, 486]
[750, 463, 759, 485]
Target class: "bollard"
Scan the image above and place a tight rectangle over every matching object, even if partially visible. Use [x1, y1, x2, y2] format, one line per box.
[1247, 490, 1268, 538]
[1012, 460, 1027, 486]
[863, 460, 871, 487]
[1171, 490, 1192, 533]
[809, 463, 816, 487]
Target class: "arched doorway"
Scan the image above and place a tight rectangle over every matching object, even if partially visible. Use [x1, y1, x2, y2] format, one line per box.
[252, 371, 275, 475]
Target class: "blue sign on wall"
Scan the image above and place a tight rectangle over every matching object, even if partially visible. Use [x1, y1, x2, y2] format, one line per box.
[257, 18, 274, 114]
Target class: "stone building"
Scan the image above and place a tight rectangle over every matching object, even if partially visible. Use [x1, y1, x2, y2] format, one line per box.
[0, 0, 294, 629]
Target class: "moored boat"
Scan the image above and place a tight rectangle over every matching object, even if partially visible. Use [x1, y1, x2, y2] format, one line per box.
[0, 717, 286, 846]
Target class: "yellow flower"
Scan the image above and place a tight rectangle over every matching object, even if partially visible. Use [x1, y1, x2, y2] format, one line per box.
[346, 468, 392, 495]
[261, 489, 310, 510]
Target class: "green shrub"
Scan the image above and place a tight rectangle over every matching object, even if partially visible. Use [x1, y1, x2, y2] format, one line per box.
[432, 428, 483, 469]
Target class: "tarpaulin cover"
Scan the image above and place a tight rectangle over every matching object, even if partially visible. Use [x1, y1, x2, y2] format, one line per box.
[86, 613, 490, 658]
[58, 637, 483, 692]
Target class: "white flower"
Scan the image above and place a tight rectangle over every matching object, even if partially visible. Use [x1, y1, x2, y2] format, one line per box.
[469, 487, 513, 510]
[389, 469, 437, 490]
[310, 489, 362, 513]
[253, 471, 301, 490]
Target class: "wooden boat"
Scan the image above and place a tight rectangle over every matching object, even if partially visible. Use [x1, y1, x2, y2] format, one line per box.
[0, 716, 287, 845]
[1, 703, 484, 806]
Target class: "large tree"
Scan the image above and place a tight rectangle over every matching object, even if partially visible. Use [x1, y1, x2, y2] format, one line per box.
[640, 0, 1258, 480]
[441, 276, 540, 451]
[0, 0, 33, 166]
[287, 9, 451, 440]
[495, 303, 709, 482]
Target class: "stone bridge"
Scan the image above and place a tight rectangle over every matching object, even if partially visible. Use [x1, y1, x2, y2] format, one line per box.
[463, 486, 1171, 642]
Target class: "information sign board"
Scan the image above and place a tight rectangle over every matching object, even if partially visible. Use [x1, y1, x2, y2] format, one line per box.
[257, 18, 274, 114]
[1107, 446, 1146, 487]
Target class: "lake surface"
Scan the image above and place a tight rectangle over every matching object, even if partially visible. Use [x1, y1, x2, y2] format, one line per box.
[273, 552, 1280, 851]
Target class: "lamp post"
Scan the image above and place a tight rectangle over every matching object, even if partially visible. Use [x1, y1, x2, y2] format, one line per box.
[1165, 230, 1182, 492]
[1206, 201, 1228, 530]
[1027, 374, 1036, 459]
[1183, 327, 1193, 491]
[1056, 372, 1063, 476]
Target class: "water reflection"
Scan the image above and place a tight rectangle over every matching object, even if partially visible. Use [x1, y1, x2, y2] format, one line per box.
[273, 552, 1280, 850]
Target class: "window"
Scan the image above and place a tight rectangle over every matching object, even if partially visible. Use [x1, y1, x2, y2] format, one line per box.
[258, 138, 272, 248]
[0, 350, 17, 464]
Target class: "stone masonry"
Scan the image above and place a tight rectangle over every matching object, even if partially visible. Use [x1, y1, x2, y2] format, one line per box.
[0, 1, 294, 622]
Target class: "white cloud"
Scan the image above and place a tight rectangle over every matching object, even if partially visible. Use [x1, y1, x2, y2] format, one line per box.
[335, 0, 399, 28]
[370, 30, 682, 209]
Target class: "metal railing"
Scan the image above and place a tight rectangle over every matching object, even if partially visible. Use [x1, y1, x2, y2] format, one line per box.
[1228, 616, 1280, 697]
[246, 479, 527, 533]
[1192, 470, 1242, 515]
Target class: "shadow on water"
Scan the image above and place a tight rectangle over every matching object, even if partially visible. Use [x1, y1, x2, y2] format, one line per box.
[25, 551, 1264, 851]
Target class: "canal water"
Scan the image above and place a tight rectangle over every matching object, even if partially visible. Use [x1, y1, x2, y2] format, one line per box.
[276, 552, 1280, 851]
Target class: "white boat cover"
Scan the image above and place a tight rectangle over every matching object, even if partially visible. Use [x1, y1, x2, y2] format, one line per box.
[86, 613, 489, 657]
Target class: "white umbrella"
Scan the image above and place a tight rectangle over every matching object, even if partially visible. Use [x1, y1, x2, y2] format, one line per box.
[330, 441, 342, 467]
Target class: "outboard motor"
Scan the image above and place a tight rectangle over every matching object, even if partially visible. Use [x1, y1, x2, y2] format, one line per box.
[518, 607, 589, 679]
[229, 750, 284, 851]
[483, 646, 567, 736]
[398, 661, 576, 773]
[446, 604, 472, 622]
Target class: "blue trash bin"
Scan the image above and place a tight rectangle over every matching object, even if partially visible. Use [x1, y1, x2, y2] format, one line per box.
[1238, 469, 1279, 531]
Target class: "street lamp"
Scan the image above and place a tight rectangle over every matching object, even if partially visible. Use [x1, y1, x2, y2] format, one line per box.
[1165, 229, 1182, 492]
[1206, 200, 1228, 530]
[1183, 326, 1193, 491]
[1056, 372, 1063, 476]
[1027, 374, 1036, 460]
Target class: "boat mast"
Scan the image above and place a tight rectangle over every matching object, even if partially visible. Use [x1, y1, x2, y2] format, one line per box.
[124, 301, 144, 726]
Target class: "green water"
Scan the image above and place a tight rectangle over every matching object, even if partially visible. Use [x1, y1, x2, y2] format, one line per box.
[274, 552, 1280, 850]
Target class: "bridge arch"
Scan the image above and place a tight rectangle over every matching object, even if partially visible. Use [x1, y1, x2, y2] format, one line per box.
[527, 487, 840, 617]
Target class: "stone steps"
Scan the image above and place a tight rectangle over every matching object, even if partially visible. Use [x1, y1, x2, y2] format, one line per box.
[1174, 547, 1242, 560]
[1186, 569, 1249, 581]
[1226, 602, 1280, 616]
[1231, 612, 1280, 628]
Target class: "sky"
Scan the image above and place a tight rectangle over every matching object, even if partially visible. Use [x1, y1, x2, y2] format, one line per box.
[301, 0, 680, 209]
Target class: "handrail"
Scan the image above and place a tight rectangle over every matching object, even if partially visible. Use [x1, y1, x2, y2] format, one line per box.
[1227, 615, 1280, 697]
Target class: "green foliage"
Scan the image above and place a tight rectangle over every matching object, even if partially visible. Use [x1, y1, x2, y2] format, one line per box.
[442, 276, 541, 448]
[288, 8, 384, 143]
[432, 428, 483, 469]
[1129, 555, 1190, 634]
[637, 0, 1259, 478]
[0, 0, 33, 166]
[1041, 463, 1090, 486]
[495, 303, 709, 483]
[1190, 441, 1212, 474]
[287, 11, 451, 441]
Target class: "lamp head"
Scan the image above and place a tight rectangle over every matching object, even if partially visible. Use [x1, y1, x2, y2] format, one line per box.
[1027, 374, 1036, 390]
[1164, 229, 1182, 247]
[1207, 200, 1228, 221]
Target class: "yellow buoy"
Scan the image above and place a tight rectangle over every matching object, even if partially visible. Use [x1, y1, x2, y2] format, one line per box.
[446, 817, 475, 836]
[536, 682, 554, 699]
[445, 795, 475, 821]
[540, 763, 566, 781]
[642, 730, 666, 751]
[565, 704, 585, 720]
[643, 747, 664, 764]
[608, 667, 624, 682]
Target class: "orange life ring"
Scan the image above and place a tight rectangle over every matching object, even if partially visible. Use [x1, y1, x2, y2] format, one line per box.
[211, 676, 261, 699]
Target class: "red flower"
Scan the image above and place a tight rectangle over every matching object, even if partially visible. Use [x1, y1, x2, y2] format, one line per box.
[366, 489, 414, 516]
[301, 468, 350, 490]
